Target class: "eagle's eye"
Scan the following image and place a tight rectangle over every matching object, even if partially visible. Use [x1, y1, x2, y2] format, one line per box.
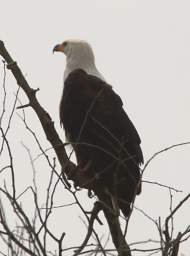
[63, 41, 68, 47]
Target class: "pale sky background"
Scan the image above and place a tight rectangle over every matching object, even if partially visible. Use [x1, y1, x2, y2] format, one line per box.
[0, 0, 190, 255]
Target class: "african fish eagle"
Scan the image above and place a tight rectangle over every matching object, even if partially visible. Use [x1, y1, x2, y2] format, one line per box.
[53, 39, 143, 217]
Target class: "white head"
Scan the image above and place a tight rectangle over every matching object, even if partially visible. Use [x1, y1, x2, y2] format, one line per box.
[53, 39, 105, 82]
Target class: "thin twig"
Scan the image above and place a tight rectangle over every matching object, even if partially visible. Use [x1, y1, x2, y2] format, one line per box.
[143, 142, 190, 173]
[73, 202, 102, 256]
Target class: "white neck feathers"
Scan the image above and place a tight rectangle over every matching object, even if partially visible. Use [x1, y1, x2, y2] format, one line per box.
[63, 41, 105, 82]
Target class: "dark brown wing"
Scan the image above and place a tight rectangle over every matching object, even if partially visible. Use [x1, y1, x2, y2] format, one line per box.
[60, 69, 143, 217]
[60, 69, 143, 163]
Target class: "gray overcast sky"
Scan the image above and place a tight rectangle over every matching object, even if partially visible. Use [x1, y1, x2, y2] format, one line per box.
[0, 0, 190, 255]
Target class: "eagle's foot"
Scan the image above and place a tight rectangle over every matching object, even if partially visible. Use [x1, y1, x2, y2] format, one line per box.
[65, 161, 93, 189]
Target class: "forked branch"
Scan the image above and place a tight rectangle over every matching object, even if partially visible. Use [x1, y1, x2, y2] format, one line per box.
[0, 40, 132, 256]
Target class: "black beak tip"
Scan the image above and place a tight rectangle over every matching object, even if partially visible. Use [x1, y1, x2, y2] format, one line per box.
[53, 44, 59, 54]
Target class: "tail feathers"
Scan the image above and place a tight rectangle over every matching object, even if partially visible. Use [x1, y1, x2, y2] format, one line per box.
[95, 187, 137, 219]
[118, 199, 132, 218]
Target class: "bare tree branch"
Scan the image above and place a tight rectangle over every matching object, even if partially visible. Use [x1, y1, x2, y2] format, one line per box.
[143, 142, 190, 173]
[0, 40, 74, 189]
[1, 40, 190, 256]
[73, 202, 102, 256]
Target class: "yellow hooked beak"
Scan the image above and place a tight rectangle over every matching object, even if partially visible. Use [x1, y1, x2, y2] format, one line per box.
[53, 43, 65, 53]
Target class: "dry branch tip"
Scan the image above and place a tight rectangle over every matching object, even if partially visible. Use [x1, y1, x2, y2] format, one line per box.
[17, 103, 31, 109]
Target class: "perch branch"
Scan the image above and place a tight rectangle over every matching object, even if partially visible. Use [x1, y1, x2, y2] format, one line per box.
[0, 40, 89, 189]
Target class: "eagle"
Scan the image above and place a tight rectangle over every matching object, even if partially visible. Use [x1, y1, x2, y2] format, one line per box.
[53, 39, 143, 217]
